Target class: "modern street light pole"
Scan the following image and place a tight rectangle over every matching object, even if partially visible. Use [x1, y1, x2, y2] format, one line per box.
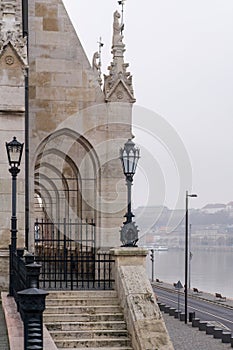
[22, 0, 29, 250]
[185, 191, 197, 324]
[150, 249, 154, 282]
[188, 223, 192, 290]
[6, 137, 24, 296]
[119, 138, 140, 247]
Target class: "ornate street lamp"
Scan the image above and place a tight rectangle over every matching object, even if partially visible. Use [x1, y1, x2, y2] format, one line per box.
[119, 138, 140, 247]
[6, 136, 24, 296]
[185, 191, 197, 324]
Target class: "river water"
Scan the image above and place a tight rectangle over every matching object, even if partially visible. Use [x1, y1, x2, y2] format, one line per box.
[146, 249, 233, 299]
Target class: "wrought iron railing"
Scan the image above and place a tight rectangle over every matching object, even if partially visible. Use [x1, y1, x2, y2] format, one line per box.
[10, 247, 47, 350]
[11, 248, 41, 301]
[34, 218, 115, 290]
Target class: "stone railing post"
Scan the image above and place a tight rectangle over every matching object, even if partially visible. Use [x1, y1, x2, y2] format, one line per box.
[17, 288, 49, 350]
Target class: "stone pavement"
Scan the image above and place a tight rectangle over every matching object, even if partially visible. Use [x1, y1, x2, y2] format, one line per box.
[163, 312, 232, 350]
[153, 280, 233, 349]
[0, 301, 9, 350]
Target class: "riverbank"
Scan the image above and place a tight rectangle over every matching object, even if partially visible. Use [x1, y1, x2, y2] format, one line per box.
[151, 280, 233, 309]
[147, 249, 233, 299]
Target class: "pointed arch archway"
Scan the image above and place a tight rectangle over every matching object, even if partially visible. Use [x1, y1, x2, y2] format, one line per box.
[34, 128, 100, 226]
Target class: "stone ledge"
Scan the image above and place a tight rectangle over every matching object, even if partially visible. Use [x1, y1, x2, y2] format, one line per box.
[110, 247, 148, 256]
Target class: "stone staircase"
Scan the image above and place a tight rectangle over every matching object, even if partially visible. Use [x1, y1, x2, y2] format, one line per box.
[44, 290, 133, 350]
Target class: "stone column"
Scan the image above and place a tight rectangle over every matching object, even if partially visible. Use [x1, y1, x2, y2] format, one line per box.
[110, 247, 174, 350]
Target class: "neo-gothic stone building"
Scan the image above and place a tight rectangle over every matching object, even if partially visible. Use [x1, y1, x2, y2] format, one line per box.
[0, 2, 175, 349]
[0, 0, 135, 289]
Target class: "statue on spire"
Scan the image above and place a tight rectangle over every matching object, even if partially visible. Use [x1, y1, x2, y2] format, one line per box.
[103, 9, 135, 103]
[112, 10, 124, 47]
[92, 51, 102, 86]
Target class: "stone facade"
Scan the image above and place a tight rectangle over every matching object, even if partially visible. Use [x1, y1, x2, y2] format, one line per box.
[0, 0, 135, 288]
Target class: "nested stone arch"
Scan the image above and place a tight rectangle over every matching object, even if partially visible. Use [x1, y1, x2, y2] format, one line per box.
[35, 161, 70, 220]
[35, 173, 60, 221]
[34, 128, 100, 227]
[35, 149, 81, 221]
[34, 188, 52, 221]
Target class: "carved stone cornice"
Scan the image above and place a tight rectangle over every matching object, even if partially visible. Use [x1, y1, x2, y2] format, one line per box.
[0, 1, 27, 66]
[104, 10, 135, 103]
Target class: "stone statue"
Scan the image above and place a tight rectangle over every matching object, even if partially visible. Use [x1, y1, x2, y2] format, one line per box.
[92, 51, 100, 72]
[112, 10, 123, 46]
[92, 51, 102, 86]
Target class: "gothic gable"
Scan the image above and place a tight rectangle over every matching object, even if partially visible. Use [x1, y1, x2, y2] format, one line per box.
[0, 43, 25, 112]
[0, 42, 25, 70]
[105, 79, 136, 103]
[0, 1, 27, 66]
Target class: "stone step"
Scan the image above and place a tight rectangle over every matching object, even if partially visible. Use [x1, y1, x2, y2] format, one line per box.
[59, 348, 133, 350]
[49, 329, 129, 340]
[55, 338, 132, 348]
[45, 291, 132, 349]
[44, 313, 125, 323]
[47, 290, 117, 299]
[45, 305, 121, 314]
[46, 298, 119, 306]
[46, 320, 127, 331]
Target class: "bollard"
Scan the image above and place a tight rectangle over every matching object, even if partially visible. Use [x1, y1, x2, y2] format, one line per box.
[180, 312, 185, 321]
[159, 303, 166, 311]
[168, 307, 176, 316]
[174, 310, 181, 319]
[164, 305, 171, 314]
[189, 312, 195, 322]
[206, 324, 215, 335]
[199, 321, 207, 331]
[213, 328, 223, 339]
[192, 318, 200, 327]
[17, 288, 49, 350]
[222, 332, 231, 343]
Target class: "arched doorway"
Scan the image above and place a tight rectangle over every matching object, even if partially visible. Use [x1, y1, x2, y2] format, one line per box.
[33, 129, 113, 289]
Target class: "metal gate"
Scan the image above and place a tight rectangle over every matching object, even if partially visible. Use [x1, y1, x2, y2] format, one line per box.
[34, 218, 114, 290]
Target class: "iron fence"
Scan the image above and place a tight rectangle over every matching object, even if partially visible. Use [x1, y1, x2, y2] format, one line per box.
[34, 218, 115, 290]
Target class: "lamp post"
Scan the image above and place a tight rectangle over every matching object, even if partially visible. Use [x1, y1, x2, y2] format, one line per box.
[188, 223, 192, 290]
[119, 138, 140, 246]
[150, 249, 154, 282]
[185, 191, 197, 324]
[6, 137, 24, 296]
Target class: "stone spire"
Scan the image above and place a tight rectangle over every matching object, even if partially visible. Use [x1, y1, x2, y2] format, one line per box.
[0, 0, 27, 66]
[104, 10, 135, 103]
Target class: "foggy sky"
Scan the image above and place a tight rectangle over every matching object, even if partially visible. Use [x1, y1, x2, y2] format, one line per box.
[63, 0, 233, 209]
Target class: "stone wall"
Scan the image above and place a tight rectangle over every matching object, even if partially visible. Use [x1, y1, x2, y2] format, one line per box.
[111, 248, 174, 350]
[0, 0, 134, 288]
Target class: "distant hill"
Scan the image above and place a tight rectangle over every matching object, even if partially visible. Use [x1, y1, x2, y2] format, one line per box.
[135, 204, 233, 231]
